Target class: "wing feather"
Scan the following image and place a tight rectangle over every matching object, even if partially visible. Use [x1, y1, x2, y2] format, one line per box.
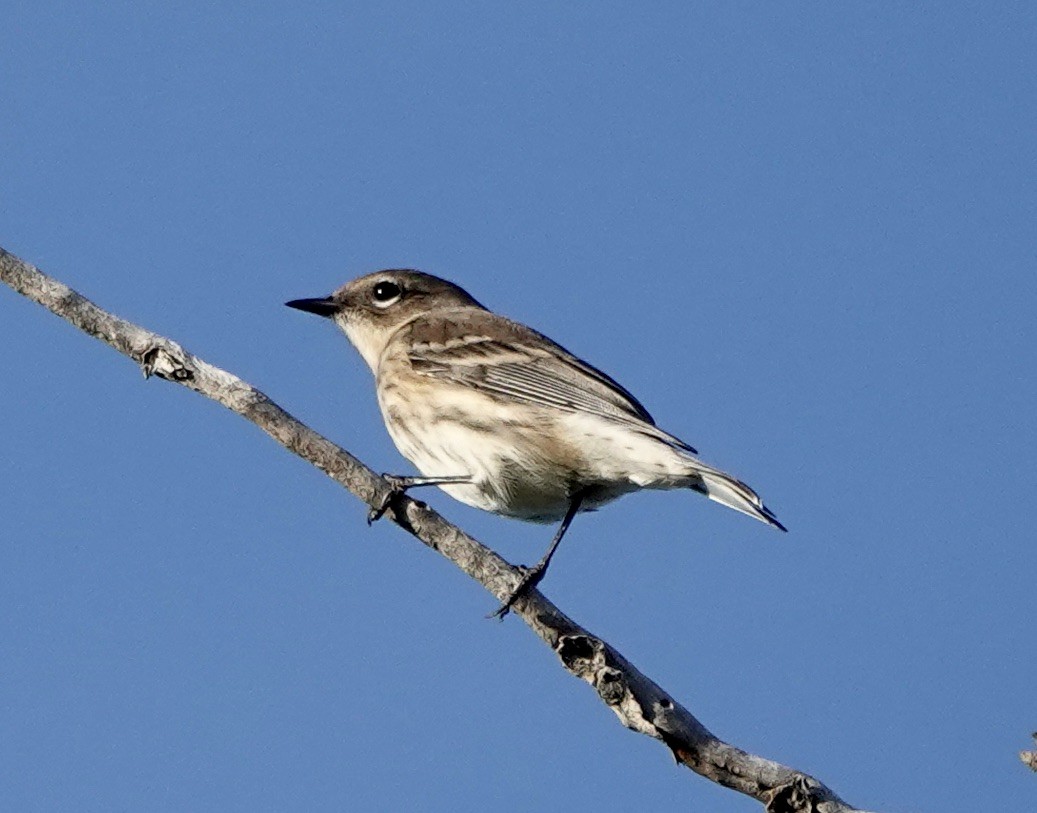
[401, 309, 697, 454]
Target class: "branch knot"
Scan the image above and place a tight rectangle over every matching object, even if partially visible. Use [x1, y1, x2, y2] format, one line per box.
[140, 344, 194, 381]
[765, 775, 837, 813]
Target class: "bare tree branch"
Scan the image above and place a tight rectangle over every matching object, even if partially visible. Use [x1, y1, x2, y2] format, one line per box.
[1, 245, 873, 813]
[1022, 733, 1037, 772]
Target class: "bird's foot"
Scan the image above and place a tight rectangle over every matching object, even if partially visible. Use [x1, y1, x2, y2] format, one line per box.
[367, 474, 471, 525]
[488, 564, 547, 621]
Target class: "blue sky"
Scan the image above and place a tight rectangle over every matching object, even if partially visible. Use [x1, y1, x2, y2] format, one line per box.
[2, 4, 1035, 811]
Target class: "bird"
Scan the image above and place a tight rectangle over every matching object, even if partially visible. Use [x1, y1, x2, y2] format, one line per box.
[286, 270, 785, 618]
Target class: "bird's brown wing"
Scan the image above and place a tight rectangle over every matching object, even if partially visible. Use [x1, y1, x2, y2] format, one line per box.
[401, 308, 698, 454]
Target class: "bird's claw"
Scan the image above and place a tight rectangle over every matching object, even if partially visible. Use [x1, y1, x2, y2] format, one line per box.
[367, 474, 472, 525]
[366, 497, 393, 525]
[366, 474, 411, 525]
[487, 564, 546, 621]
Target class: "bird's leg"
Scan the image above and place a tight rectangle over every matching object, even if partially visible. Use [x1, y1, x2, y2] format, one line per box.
[367, 474, 472, 525]
[489, 491, 586, 620]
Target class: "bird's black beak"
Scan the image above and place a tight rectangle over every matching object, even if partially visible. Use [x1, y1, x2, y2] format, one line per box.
[285, 297, 339, 318]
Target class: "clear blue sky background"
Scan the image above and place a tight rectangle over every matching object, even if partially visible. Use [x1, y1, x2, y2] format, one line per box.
[2, 4, 1035, 811]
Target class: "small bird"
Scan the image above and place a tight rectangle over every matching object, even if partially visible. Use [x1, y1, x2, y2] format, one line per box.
[287, 270, 785, 617]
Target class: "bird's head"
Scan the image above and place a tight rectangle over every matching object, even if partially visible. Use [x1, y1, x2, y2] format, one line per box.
[286, 269, 484, 372]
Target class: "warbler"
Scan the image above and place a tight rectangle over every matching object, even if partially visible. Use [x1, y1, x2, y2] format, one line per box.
[287, 270, 785, 617]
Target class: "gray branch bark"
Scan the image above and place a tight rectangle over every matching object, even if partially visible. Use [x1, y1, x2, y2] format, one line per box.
[1, 245, 873, 813]
[1022, 733, 1037, 772]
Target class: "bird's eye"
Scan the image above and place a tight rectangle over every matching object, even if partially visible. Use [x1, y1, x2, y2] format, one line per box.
[372, 280, 402, 306]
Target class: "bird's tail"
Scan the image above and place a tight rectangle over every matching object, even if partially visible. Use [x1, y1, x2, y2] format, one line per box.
[687, 463, 787, 532]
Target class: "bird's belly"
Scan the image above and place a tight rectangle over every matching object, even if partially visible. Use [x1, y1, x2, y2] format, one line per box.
[377, 388, 621, 521]
[387, 414, 581, 521]
[377, 382, 686, 522]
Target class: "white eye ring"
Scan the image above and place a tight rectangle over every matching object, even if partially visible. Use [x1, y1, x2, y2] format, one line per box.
[371, 280, 403, 308]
